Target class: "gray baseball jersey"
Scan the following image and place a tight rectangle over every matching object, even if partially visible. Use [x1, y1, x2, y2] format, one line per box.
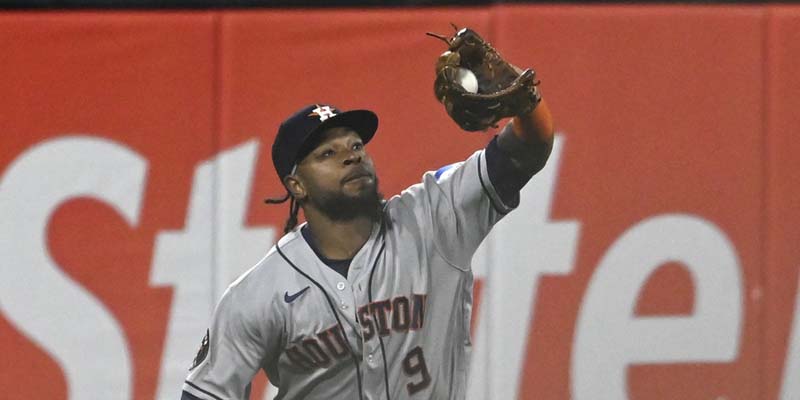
[183, 148, 515, 400]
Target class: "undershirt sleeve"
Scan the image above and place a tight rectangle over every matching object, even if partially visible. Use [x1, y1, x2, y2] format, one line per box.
[180, 390, 203, 400]
[484, 135, 527, 208]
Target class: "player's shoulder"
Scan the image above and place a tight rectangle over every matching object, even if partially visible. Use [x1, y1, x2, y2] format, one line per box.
[387, 149, 484, 210]
[224, 229, 308, 296]
[210, 231, 312, 323]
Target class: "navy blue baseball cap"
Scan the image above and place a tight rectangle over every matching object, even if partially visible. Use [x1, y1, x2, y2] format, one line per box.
[271, 104, 379, 184]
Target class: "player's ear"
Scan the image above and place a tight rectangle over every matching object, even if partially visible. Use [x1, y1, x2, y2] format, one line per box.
[284, 175, 307, 201]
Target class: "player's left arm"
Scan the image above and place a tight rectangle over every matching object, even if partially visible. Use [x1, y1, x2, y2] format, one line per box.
[402, 100, 554, 268]
[488, 97, 555, 204]
[502, 97, 554, 172]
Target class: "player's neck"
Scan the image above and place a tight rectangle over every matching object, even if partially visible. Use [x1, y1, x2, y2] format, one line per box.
[303, 212, 374, 260]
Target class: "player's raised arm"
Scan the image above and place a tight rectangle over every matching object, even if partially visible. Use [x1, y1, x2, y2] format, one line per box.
[407, 25, 554, 267]
[429, 24, 554, 181]
[498, 97, 554, 177]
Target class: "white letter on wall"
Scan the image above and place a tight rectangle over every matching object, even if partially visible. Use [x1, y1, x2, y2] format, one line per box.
[151, 140, 275, 400]
[0, 136, 145, 399]
[572, 214, 743, 399]
[781, 273, 800, 400]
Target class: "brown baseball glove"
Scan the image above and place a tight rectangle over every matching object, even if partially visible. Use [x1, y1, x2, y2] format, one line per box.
[427, 24, 541, 131]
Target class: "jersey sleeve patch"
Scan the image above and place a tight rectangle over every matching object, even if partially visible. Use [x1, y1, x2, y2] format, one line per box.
[189, 329, 210, 371]
[434, 162, 464, 182]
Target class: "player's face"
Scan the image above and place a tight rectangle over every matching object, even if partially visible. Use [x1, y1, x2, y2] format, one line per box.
[293, 127, 381, 220]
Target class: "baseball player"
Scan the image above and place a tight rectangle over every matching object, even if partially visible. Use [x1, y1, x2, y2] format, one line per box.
[181, 27, 553, 400]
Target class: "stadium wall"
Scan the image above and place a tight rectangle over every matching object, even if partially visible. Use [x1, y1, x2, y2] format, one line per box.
[1, 5, 799, 399]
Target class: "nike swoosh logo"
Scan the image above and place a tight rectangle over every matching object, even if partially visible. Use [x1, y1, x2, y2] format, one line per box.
[284, 286, 310, 303]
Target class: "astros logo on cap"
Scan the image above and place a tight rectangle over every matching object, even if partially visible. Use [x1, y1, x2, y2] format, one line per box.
[308, 105, 337, 122]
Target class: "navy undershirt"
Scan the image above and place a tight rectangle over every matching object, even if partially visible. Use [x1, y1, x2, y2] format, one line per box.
[302, 225, 353, 278]
[484, 135, 527, 208]
[180, 391, 202, 400]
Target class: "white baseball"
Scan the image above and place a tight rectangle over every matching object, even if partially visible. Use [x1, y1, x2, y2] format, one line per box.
[456, 68, 479, 94]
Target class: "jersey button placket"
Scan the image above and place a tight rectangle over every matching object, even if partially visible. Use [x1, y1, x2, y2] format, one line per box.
[336, 282, 347, 310]
[334, 281, 357, 322]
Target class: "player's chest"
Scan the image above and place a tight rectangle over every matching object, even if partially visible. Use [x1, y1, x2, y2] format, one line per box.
[280, 248, 432, 369]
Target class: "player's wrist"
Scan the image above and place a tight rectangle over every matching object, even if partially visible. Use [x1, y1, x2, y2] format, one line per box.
[510, 98, 554, 145]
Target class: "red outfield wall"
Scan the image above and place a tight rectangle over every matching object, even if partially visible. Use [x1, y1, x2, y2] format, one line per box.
[0, 5, 798, 400]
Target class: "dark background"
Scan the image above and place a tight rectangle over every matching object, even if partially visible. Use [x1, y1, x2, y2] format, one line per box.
[0, 0, 783, 10]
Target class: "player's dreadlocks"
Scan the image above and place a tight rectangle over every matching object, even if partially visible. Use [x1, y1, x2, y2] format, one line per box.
[264, 192, 300, 234]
